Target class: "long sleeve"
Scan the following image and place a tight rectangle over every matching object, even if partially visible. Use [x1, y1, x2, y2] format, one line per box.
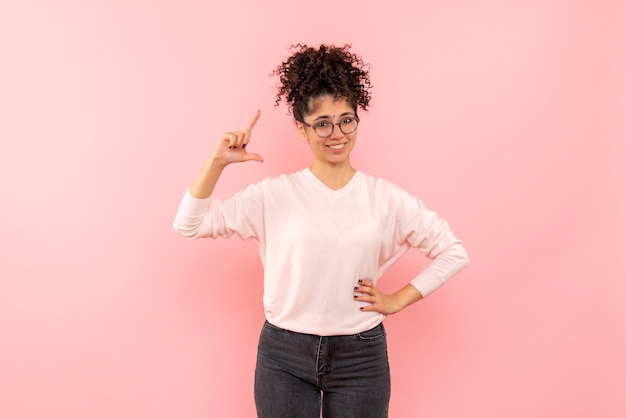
[409, 240, 469, 297]
[376, 180, 469, 298]
[172, 184, 264, 241]
[172, 190, 213, 239]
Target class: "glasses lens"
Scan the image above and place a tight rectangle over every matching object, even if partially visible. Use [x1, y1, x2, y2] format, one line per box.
[314, 123, 333, 138]
[339, 118, 358, 134]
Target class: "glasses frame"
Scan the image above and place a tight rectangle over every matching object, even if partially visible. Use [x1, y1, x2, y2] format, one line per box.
[301, 116, 360, 138]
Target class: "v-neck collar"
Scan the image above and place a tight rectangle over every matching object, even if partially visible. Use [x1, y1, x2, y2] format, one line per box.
[302, 168, 361, 196]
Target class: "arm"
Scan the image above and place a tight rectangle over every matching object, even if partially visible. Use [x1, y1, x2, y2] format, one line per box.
[356, 189, 470, 315]
[355, 241, 469, 314]
[356, 242, 469, 315]
[173, 111, 264, 238]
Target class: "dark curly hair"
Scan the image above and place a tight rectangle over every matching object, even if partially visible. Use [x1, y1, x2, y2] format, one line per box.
[272, 44, 373, 122]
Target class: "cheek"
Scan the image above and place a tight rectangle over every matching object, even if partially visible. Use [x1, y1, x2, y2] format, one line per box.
[313, 138, 328, 148]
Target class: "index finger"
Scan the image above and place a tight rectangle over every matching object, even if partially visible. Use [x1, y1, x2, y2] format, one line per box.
[247, 110, 261, 130]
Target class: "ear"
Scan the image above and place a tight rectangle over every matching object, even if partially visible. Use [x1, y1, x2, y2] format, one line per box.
[295, 121, 309, 142]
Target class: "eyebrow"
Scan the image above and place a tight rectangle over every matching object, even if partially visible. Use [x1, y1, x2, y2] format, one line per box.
[311, 112, 355, 122]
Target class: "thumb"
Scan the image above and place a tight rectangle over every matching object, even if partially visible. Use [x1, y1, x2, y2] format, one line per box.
[242, 153, 264, 163]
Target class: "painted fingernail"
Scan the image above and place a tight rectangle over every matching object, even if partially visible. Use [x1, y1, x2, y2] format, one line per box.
[354, 286, 359, 291]
[358, 279, 363, 283]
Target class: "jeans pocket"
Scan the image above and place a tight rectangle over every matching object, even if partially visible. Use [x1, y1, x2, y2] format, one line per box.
[356, 323, 386, 342]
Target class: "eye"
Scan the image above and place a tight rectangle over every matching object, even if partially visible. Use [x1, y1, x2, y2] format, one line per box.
[341, 117, 354, 124]
[313, 121, 330, 129]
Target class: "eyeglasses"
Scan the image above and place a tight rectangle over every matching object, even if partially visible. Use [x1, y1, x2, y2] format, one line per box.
[301, 116, 360, 138]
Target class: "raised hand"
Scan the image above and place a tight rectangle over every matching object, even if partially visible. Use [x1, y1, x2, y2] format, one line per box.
[212, 110, 264, 165]
[188, 110, 264, 199]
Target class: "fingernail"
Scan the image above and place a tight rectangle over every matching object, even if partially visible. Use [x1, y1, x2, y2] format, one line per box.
[354, 286, 359, 291]
[358, 279, 363, 283]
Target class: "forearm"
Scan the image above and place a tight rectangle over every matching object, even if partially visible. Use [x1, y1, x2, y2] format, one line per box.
[189, 155, 227, 199]
[410, 243, 469, 297]
[389, 283, 424, 312]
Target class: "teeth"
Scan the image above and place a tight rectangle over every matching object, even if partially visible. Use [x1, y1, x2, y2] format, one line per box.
[329, 144, 345, 149]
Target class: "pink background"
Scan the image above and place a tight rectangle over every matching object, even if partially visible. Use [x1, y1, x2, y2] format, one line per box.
[1, 1, 625, 417]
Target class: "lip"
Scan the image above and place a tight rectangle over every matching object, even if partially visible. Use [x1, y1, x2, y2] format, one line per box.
[326, 142, 348, 152]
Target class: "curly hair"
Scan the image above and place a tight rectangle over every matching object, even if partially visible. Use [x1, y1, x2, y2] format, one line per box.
[272, 44, 373, 122]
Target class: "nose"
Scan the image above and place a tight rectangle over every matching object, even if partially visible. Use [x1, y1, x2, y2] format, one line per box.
[328, 122, 345, 140]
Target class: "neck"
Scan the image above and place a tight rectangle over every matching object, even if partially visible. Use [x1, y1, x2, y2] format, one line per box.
[309, 162, 356, 191]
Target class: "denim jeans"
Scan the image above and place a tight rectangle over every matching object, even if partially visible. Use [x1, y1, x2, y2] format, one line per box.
[254, 320, 391, 418]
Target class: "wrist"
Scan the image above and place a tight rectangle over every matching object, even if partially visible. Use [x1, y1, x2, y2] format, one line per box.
[391, 284, 423, 312]
[208, 153, 229, 170]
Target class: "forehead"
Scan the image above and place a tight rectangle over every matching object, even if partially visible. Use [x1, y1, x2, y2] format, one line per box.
[306, 95, 355, 118]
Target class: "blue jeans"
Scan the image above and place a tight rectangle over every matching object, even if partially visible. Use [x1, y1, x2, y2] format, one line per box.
[254, 321, 391, 418]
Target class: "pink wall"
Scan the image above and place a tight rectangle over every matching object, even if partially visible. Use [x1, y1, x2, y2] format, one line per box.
[1, 1, 624, 417]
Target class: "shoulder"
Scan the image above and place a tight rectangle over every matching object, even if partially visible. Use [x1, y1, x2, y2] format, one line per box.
[242, 169, 309, 196]
[356, 172, 427, 218]
[357, 171, 414, 199]
[258, 169, 307, 188]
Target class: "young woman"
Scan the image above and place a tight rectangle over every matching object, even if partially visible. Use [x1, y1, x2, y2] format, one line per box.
[173, 44, 469, 418]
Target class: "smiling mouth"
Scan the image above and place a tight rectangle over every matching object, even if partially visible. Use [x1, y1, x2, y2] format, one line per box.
[327, 143, 347, 150]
